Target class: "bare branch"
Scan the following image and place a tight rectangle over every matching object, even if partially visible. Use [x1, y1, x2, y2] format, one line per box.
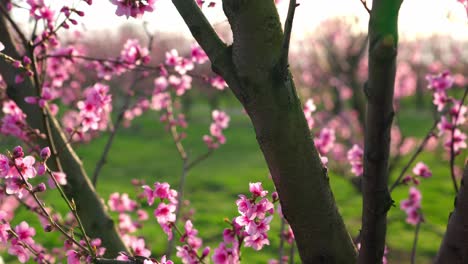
[278, 0, 299, 76]
[359, 0, 371, 14]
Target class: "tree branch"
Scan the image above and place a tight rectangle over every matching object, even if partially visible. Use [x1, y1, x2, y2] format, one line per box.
[278, 0, 298, 76]
[358, 0, 402, 263]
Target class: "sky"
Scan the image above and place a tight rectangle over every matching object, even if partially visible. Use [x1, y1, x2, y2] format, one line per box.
[77, 0, 468, 41]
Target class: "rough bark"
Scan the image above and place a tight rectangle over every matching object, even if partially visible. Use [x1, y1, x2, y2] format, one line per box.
[172, 0, 357, 262]
[435, 162, 468, 264]
[0, 16, 128, 257]
[358, 0, 402, 263]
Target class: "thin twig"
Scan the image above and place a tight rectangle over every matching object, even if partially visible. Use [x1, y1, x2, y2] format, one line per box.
[389, 120, 438, 192]
[410, 215, 423, 264]
[359, 0, 371, 14]
[172, 224, 206, 264]
[279, 0, 298, 75]
[166, 159, 189, 257]
[12, 164, 88, 253]
[449, 85, 468, 193]
[46, 168, 95, 256]
[186, 150, 213, 171]
[92, 74, 141, 186]
[278, 217, 286, 264]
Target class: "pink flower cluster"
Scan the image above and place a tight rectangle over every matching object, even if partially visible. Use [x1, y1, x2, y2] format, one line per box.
[25, 87, 56, 111]
[314, 128, 336, 166]
[400, 187, 423, 225]
[91, 39, 150, 80]
[0, 218, 51, 263]
[203, 110, 230, 149]
[75, 83, 112, 133]
[67, 238, 106, 264]
[143, 182, 178, 239]
[401, 162, 432, 186]
[427, 71, 467, 155]
[210, 76, 228, 90]
[303, 98, 316, 130]
[111, 0, 156, 18]
[1, 101, 30, 141]
[120, 39, 150, 67]
[26, 0, 55, 28]
[347, 144, 363, 177]
[234, 183, 274, 251]
[176, 220, 210, 264]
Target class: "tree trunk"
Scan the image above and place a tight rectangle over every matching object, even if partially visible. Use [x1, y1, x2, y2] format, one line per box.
[172, 0, 357, 262]
[435, 162, 468, 264]
[359, 0, 402, 263]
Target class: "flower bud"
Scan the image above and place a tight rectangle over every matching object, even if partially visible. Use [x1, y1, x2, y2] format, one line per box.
[34, 183, 46, 193]
[44, 224, 53, 232]
[40, 147, 51, 160]
[13, 146, 24, 158]
[272, 191, 279, 202]
[22, 56, 31, 65]
[37, 163, 46, 176]
[202, 247, 210, 258]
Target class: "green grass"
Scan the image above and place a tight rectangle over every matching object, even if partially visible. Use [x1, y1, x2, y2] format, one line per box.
[3, 96, 466, 263]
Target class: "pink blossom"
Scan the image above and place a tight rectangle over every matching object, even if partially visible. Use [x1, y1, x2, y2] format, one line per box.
[130, 238, 151, 257]
[154, 182, 172, 199]
[66, 250, 81, 264]
[12, 156, 37, 179]
[108, 193, 137, 213]
[159, 255, 174, 264]
[175, 58, 194, 75]
[212, 243, 239, 264]
[426, 71, 454, 92]
[412, 162, 432, 178]
[154, 76, 169, 93]
[0, 154, 9, 177]
[347, 144, 363, 177]
[203, 110, 230, 149]
[400, 187, 422, 225]
[314, 128, 336, 155]
[111, 0, 156, 18]
[249, 182, 268, 197]
[165, 49, 181, 66]
[303, 99, 316, 130]
[433, 91, 448, 112]
[151, 92, 171, 111]
[210, 76, 227, 90]
[244, 233, 270, 250]
[191, 44, 208, 64]
[120, 39, 150, 67]
[154, 203, 176, 225]
[9, 244, 30, 263]
[48, 171, 67, 189]
[445, 129, 467, 153]
[14, 221, 36, 244]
